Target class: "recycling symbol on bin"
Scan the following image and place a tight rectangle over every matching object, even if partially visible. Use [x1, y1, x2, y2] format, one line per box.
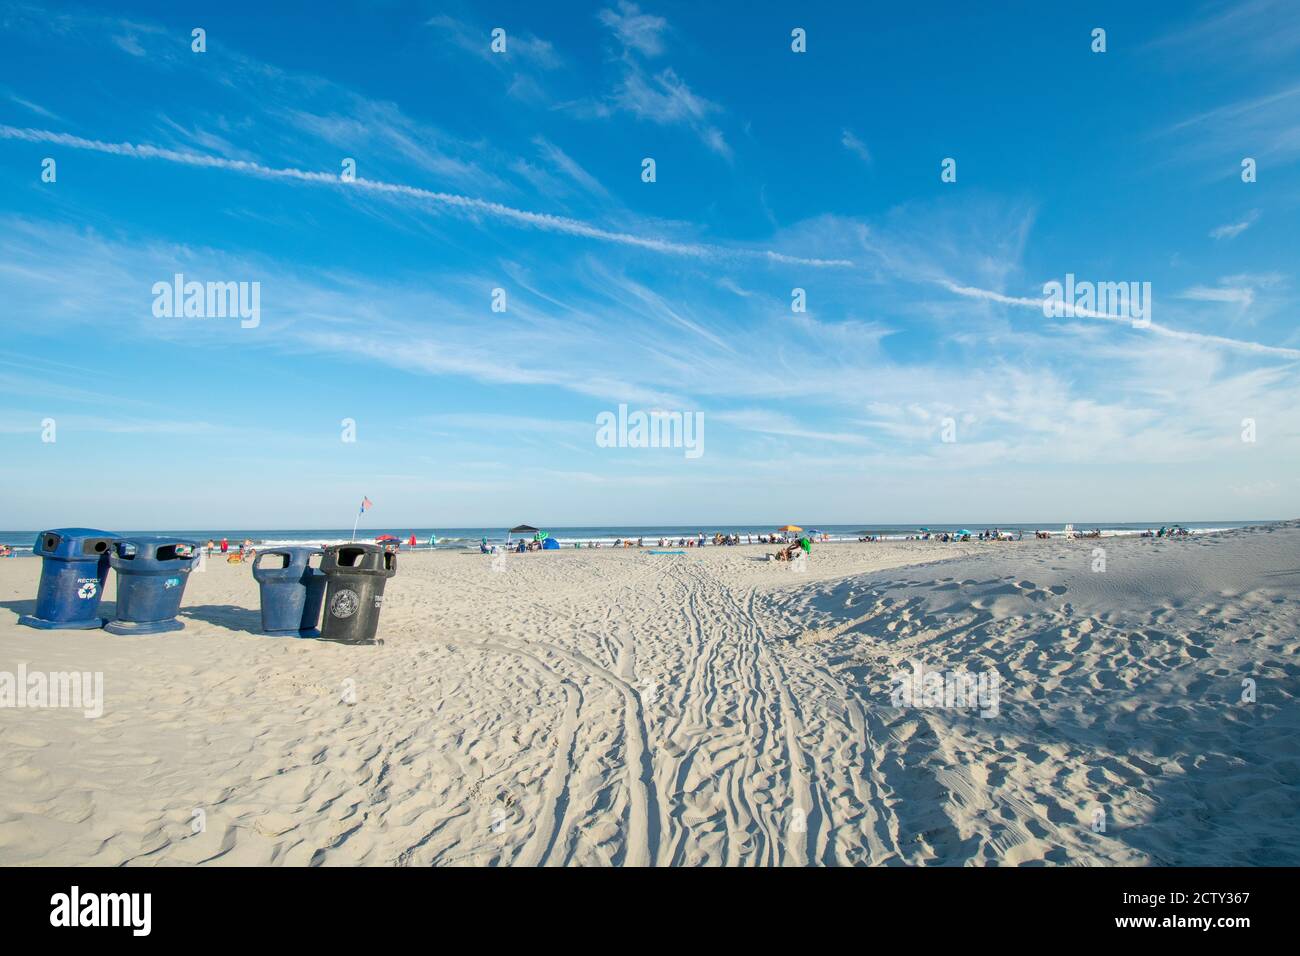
[77, 580, 98, 600]
[330, 588, 360, 619]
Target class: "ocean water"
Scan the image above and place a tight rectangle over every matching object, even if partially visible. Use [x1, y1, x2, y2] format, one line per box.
[0, 521, 1275, 555]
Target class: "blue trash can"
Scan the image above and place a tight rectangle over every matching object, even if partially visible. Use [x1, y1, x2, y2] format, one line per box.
[18, 528, 118, 630]
[103, 536, 200, 635]
[251, 547, 326, 636]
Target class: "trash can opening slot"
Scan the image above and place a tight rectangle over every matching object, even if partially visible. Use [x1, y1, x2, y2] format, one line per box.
[83, 539, 110, 555]
[155, 545, 189, 561]
[257, 552, 290, 570]
[116, 543, 138, 559]
[337, 547, 365, 567]
[307, 553, 323, 570]
[383, 552, 396, 571]
[43, 534, 61, 551]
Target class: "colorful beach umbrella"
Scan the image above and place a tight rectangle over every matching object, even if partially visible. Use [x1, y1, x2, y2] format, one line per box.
[777, 525, 802, 532]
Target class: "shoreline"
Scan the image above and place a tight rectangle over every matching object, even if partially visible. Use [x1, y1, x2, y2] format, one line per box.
[0, 520, 1281, 556]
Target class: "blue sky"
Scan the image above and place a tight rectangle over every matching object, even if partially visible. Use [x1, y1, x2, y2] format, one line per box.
[2, 0, 1298, 528]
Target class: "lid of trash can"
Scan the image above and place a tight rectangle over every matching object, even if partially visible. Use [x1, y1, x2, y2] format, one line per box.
[252, 547, 324, 578]
[33, 528, 118, 559]
[322, 543, 390, 574]
[112, 536, 200, 564]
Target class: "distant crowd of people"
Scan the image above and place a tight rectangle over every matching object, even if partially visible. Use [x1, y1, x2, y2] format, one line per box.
[478, 531, 826, 552]
[206, 538, 256, 562]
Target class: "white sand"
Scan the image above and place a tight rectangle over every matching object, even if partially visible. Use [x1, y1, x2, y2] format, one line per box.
[0, 525, 1296, 866]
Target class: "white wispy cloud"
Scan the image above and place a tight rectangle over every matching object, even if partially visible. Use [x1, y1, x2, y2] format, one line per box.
[110, 33, 147, 57]
[276, 100, 505, 192]
[712, 409, 873, 446]
[598, 2, 669, 57]
[841, 128, 872, 165]
[1148, 0, 1300, 64]
[426, 15, 563, 69]
[531, 136, 612, 199]
[717, 277, 754, 298]
[2, 87, 60, 120]
[585, 6, 732, 159]
[1180, 285, 1255, 307]
[6, 216, 1299, 477]
[1160, 82, 1300, 171]
[612, 64, 731, 158]
[1209, 209, 1259, 239]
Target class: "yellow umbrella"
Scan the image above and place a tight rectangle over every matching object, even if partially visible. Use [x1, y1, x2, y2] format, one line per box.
[777, 525, 803, 532]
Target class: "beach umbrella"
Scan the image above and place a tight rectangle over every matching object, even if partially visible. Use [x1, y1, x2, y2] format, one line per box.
[777, 525, 802, 532]
[375, 534, 398, 541]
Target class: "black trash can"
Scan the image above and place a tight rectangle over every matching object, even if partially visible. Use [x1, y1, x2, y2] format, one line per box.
[319, 543, 396, 644]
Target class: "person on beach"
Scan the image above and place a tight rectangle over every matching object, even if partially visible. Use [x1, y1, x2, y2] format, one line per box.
[220, 538, 228, 554]
[774, 536, 811, 561]
[206, 539, 215, 555]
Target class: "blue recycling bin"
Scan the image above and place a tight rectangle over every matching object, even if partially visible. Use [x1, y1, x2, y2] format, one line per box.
[18, 528, 118, 630]
[103, 536, 200, 635]
[251, 547, 326, 636]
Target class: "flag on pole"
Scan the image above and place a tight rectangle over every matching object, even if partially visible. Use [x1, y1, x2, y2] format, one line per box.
[351, 496, 373, 542]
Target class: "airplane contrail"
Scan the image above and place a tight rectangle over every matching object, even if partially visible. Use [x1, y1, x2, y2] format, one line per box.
[0, 125, 856, 269]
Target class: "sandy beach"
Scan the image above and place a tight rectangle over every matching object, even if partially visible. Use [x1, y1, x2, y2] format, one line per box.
[0, 525, 1296, 866]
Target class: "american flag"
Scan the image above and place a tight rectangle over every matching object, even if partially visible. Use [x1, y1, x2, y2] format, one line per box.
[359, 496, 373, 514]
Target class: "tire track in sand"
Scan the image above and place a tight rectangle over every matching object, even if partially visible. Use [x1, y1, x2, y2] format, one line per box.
[455, 633, 660, 866]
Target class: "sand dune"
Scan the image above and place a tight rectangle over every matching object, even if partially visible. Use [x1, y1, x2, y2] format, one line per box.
[0, 526, 1296, 865]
